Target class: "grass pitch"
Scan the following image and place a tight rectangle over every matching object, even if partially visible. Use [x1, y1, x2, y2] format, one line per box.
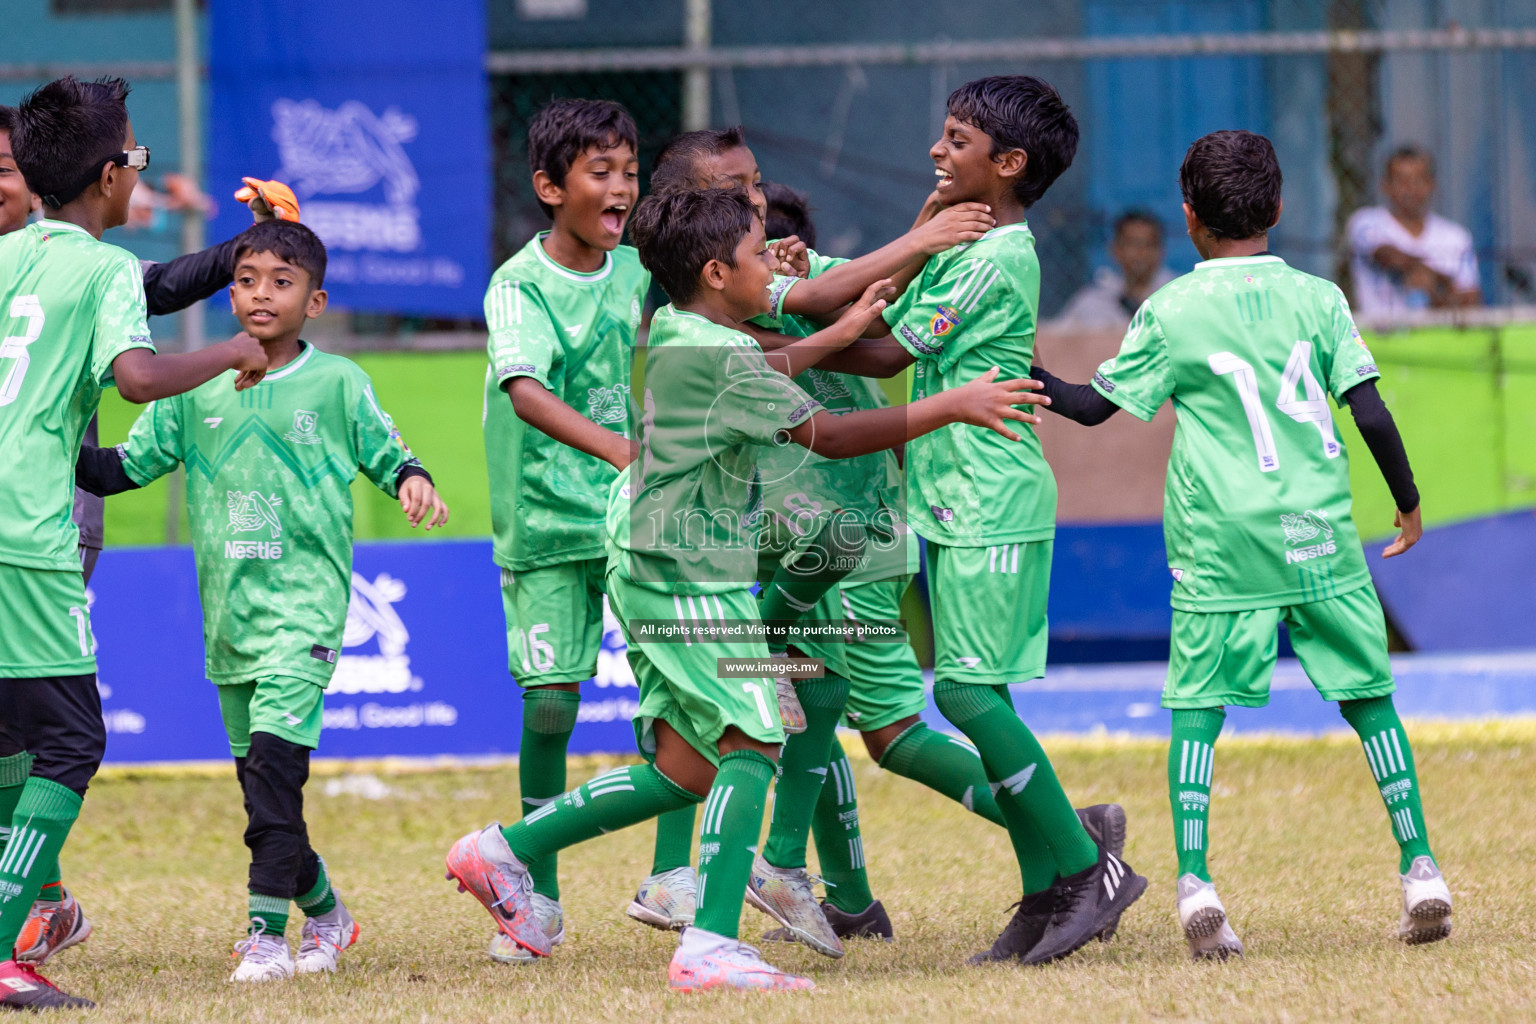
[47, 721, 1536, 1022]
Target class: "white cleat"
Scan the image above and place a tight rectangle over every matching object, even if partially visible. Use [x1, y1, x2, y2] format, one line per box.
[668, 927, 814, 992]
[1399, 856, 1452, 945]
[1178, 874, 1242, 960]
[490, 893, 565, 963]
[230, 926, 295, 982]
[745, 856, 843, 959]
[626, 866, 697, 931]
[295, 893, 361, 974]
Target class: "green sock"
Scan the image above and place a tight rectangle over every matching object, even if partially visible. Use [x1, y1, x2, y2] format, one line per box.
[763, 673, 850, 869]
[811, 742, 876, 914]
[651, 804, 697, 874]
[295, 857, 338, 918]
[248, 893, 289, 938]
[0, 778, 82, 952]
[0, 752, 32, 863]
[932, 680, 1097, 878]
[518, 688, 580, 899]
[695, 749, 777, 939]
[1169, 707, 1225, 882]
[878, 722, 1006, 827]
[504, 762, 699, 865]
[758, 514, 866, 654]
[1340, 696, 1435, 872]
[992, 783, 1059, 894]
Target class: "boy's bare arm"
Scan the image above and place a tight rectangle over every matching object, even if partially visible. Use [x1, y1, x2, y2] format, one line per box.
[507, 376, 637, 471]
[111, 333, 269, 403]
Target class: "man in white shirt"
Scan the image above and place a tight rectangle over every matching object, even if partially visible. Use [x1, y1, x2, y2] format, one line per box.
[1347, 146, 1481, 315]
[1050, 209, 1177, 330]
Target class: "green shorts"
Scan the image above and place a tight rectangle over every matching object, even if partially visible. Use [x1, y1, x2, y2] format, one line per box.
[217, 676, 327, 756]
[1163, 583, 1396, 709]
[840, 578, 928, 731]
[926, 540, 1052, 686]
[0, 562, 95, 677]
[607, 570, 785, 767]
[500, 559, 606, 687]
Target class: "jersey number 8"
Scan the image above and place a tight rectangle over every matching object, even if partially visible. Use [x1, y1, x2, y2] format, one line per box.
[1208, 340, 1342, 474]
[0, 295, 44, 407]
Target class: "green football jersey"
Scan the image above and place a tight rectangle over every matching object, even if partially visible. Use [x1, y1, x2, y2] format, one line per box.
[1091, 255, 1381, 612]
[883, 222, 1057, 546]
[755, 249, 902, 556]
[606, 304, 821, 594]
[483, 235, 649, 572]
[118, 343, 420, 684]
[0, 220, 155, 570]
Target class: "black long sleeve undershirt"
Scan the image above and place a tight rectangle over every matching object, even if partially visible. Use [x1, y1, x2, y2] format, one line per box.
[139, 236, 242, 317]
[1028, 367, 1419, 513]
[76, 444, 434, 498]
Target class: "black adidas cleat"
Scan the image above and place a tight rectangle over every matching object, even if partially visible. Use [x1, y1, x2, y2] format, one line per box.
[966, 889, 1055, 964]
[1022, 848, 1147, 966]
[822, 899, 893, 941]
[1076, 803, 1128, 940]
[0, 959, 95, 1011]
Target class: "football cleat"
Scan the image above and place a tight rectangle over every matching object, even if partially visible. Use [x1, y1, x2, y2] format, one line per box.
[445, 823, 550, 958]
[744, 856, 843, 959]
[0, 959, 93, 1010]
[626, 865, 698, 931]
[967, 890, 1055, 964]
[1022, 847, 1147, 966]
[490, 892, 565, 963]
[13, 889, 92, 966]
[294, 892, 360, 974]
[668, 927, 814, 993]
[230, 923, 295, 983]
[773, 655, 807, 734]
[1399, 856, 1452, 945]
[1076, 803, 1128, 940]
[1177, 874, 1242, 961]
[821, 898, 893, 941]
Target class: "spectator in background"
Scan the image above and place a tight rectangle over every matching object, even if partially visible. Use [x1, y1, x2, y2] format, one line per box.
[1049, 209, 1176, 330]
[1347, 146, 1481, 314]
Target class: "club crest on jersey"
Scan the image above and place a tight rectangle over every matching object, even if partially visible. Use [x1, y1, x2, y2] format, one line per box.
[226, 491, 284, 559]
[1280, 510, 1336, 564]
[285, 409, 322, 445]
[587, 382, 630, 426]
[929, 305, 962, 337]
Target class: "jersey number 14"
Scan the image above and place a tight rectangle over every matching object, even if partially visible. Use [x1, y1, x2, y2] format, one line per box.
[1208, 340, 1341, 473]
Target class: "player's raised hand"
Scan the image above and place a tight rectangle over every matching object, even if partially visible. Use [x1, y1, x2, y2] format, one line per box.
[914, 202, 995, 254]
[768, 236, 810, 278]
[226, 331, 269, 390]
[950, 366, 1049, 441]
[399, 475, 450, 530]
[1381, 506, 1422, 558]
[234, 178, 301, 223]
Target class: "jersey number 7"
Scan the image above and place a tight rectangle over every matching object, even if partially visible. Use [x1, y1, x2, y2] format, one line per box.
[1208, 340, 1342, 474]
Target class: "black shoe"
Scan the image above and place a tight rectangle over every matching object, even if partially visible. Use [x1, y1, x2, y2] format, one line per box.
[0, 959, 95, 1011]
[1022, 848, 1147, 966]
[822, 899, 894, 941]
[966, 889, 1056, 964]
[1076, 803, 1128, 940]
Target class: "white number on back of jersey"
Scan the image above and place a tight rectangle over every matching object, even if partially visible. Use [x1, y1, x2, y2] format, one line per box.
[1209, 340, 1341, 474]
[0, 295, 44, 407]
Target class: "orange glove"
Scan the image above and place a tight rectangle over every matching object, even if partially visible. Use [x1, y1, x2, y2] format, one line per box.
[234, 178, 301, 222]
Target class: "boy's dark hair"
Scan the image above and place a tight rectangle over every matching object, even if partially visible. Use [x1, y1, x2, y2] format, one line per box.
[650, 126, 747, 195]
[946, 76, 1078, 209]
[1179, 130, 1283, 241]
[234, 220, 328, 289]
[629, 186, 755, 305]
[12, 76, 132, 209]
[527, 98, 638, 219]
[1385, 144, 1435, 179]
[1113, 208, 1162, 241]
[0, 106, 14, 135]
[762, 181, 815, 249]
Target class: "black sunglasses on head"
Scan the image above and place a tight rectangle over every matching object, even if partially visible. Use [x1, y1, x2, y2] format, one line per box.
[41, 145, 151, 210]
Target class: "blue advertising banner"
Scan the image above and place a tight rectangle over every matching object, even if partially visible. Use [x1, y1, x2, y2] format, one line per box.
[207, 0, 490, 317]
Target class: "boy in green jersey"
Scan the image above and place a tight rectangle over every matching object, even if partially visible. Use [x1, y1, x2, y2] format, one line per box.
[1031, 130, 1451, 958]
[0, 76, 268, 1011]
[78, 219, 449, 981]
[481, 99, 698, 956]
[446, 185, 1046, 992]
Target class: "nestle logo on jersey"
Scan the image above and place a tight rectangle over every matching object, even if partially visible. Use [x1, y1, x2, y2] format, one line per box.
[225, 540, 284, 559]
[1280, 510, 1336, 564]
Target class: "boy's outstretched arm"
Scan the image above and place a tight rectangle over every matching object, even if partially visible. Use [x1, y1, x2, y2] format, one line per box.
[741, 321, 914, 380]
[1028, 366, 1120, 426]
[112, 332, 269, 403]
[786, 368, 1047, 459]
[1343, 379, 1421, 557]
[758, 280, 896, 380]
[507, 378, 637, 471]
[75, 444, 140, 497]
